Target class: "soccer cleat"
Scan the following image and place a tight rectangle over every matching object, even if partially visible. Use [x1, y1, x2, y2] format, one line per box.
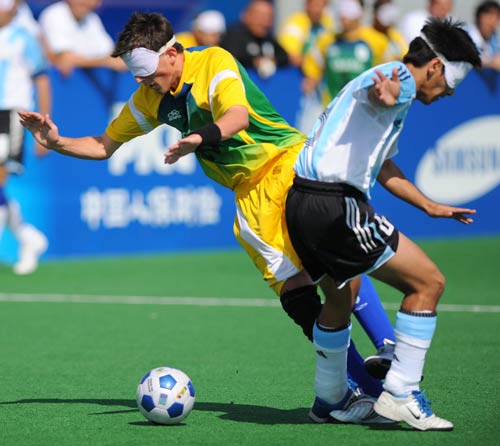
[13, 225, 48, 275]
[330, 402, 396, 425]
[373, 390, 454, 431]
[310, 381, 392, 424]
[364, 338, 395, 379]
[309, 380, 363, 423]
[310, 397, 342, 423]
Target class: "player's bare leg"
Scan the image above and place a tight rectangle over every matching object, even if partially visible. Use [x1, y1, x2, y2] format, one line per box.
[370, 233, 453, 431]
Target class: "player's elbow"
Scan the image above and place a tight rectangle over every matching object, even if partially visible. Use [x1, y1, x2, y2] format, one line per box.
[99, 135, 121, 160]
[240, 114, 249, 130]
[236, 108, 250, 130]
[229, 105, 249, 131]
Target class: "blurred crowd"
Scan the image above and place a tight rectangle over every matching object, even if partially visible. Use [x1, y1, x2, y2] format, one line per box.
[3, 1, 500, 103]
[0, 0, 499, 275]
[179, 1, 499, 81]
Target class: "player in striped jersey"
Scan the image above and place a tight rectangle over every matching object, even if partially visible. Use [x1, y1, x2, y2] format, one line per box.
[19, 12, 396, 416]
[286, 18, 481, 430]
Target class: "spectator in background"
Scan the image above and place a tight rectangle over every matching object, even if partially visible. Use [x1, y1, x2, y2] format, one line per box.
[466, 1, 500, 70]
[176, 10, 226, 48]
[12, 0, 39, 36]
[278, 0, 335, 135]
[278, 0, 335, 79]
[373, 0, 407, 62]
[38, 0, 126, 76]
[303, 0, 391, 104]
[0, 0, 50, 275]
[399, 0, 454, 44]
[220, 0, 289, 79]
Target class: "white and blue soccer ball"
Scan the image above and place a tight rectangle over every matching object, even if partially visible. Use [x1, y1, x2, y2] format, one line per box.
[136, 366, 196, 425]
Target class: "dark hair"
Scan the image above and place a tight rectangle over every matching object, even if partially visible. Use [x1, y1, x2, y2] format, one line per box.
[403, 17, 482, 68]
[112, 12, 183, 57]
[475, 0, 500, 25]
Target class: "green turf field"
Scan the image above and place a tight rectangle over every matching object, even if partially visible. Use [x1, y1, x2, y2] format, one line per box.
[1, 237, 499, 445]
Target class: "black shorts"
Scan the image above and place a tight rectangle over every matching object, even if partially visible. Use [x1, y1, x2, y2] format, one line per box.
[285, 176, 399, 287]
[0, 110, 25, 172]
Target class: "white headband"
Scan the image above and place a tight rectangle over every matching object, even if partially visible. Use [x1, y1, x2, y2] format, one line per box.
[122, 35, 177, 77]
[420, 33, 472, 89]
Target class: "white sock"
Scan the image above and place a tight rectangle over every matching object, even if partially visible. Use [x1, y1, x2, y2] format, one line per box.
[384, 311, 437, 396]
[313, 322, 351, 404]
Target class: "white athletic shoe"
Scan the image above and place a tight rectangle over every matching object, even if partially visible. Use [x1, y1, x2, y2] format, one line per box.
[13, 225, 48, 275]
[374, 390, 454, 431]
[364, 338, 395, 379]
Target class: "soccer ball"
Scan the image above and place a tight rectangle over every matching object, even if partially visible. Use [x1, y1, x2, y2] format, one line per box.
[136, 366, 196, 425]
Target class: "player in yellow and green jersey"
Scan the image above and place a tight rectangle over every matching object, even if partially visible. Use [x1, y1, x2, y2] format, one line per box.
[19, 12, 397, 419]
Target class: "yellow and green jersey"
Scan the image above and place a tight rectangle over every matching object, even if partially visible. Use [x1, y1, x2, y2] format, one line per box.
[106, 46, 306, 190]
[278, 11, 335, 76]
[382, 28, 408, 63]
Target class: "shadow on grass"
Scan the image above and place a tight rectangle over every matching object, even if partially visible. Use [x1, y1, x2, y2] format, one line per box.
[195, 402, 310, 424]
[0, 398, 137, 415]
[0, 398, 411, 428]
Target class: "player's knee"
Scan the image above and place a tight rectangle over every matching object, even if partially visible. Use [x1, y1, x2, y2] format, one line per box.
[417, 268, 446, 307]
[280, 285, 322, 342]
[430, 269, 446, 301]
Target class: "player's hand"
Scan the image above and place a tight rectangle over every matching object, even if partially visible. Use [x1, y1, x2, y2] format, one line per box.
[18, 111, 61, 150]
[301, 76, 320, 95]
[164, 134, 201, 164]
[426, 202, 476, 224]
[105, 56, 127, 72]
[370, 68, 401, 107]
[54, 53, 78, 77]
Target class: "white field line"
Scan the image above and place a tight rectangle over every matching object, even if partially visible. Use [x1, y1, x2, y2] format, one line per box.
[0, 293, 499, 313]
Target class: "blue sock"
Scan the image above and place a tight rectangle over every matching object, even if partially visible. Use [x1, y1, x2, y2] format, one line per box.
[0, 186, 7, 206]
[347, 340, 383, 398]
[353, 276, 395, 349]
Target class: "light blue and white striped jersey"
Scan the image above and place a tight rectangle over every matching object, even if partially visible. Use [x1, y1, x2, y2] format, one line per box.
[0, 22, 48, 110]
[294, 61, 416, 198]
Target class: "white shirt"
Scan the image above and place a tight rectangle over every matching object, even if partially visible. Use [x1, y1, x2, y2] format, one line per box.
[294, 61, 416, 198]
[465, 23, 500, 61]
[39, 1, 114, 58]
[0, 23, 48, 110]
[12, 2, 40, 37]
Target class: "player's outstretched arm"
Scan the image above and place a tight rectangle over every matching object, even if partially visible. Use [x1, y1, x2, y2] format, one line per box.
[18, 111, 122, 160]
[377, 159, 476, 224]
